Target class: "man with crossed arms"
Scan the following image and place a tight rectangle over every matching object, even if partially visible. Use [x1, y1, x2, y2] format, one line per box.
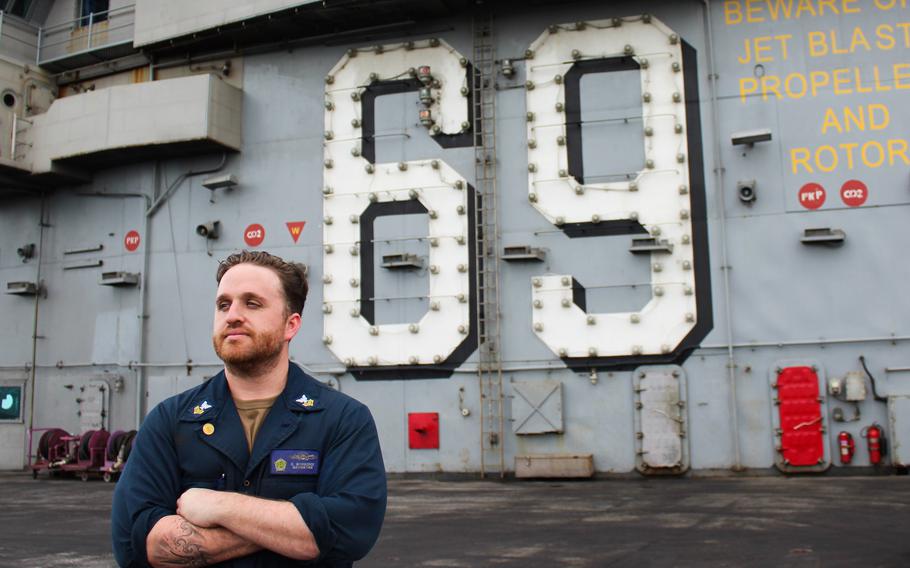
[112, 251, 386, 567]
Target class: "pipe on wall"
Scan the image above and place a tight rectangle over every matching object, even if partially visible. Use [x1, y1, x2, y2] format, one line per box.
[26, 193, 47, 452]
[699, 0, 743, 471]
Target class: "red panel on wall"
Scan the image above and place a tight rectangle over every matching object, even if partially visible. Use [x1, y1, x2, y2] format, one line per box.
[408, 412, 439, 449]
[777, 366, 824, 467]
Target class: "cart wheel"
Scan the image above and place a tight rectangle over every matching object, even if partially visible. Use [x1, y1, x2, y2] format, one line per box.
[32, 470, 37, 480]
[80, 471, 89, 482]
[103, 472, 112, 483]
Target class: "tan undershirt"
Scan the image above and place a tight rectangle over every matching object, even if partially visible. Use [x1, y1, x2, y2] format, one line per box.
[234, 396, 279, 451]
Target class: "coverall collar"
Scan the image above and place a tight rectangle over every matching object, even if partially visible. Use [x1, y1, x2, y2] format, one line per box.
[178, 363, 326, 477]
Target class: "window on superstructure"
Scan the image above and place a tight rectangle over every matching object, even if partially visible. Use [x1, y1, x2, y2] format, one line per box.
[77, 0, 109, 26]
[4, 0, 33, 18]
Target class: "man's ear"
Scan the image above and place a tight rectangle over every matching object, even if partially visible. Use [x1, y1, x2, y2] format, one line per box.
[285, 312, 302, 342]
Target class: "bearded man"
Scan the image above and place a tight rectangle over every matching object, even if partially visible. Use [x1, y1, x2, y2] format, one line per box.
[112, 251, 386, 567]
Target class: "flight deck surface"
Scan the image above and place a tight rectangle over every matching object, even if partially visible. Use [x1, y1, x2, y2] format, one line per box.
[1, 473, 907, 567]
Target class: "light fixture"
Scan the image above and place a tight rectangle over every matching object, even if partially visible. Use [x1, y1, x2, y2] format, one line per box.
[417, 65, 433, 85]
[501, 59, 515, 78]
[419, 87, 434, 106]
[418, 108, 434, 128]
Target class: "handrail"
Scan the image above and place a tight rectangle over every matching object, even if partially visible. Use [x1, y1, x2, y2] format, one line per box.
[0, 10, 40, 50]
[36, 3, 135, 65]
[40, 4, 135, 35]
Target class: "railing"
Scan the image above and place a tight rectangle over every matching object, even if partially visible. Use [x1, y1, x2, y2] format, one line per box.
[36, 3, 135, 66]
[0, 11, 40, 64]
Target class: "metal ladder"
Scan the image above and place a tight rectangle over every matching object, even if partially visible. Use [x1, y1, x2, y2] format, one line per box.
[472, 11, 504, 479]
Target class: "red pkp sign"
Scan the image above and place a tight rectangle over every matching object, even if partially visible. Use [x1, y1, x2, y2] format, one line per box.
[124, 230, 141, 252]
[798, 183, 825, 210]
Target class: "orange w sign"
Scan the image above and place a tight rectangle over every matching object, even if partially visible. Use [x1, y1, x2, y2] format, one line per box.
[286, 221, 306, 243]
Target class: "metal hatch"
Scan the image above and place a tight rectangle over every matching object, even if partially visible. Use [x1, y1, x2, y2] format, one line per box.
[510, 379, 563, 435]
[633, 366, 689, 475]
[770, 362, 831, 473]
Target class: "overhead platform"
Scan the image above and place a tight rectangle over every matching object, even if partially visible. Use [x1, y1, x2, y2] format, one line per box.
[11, 73, 241, 183]
[37, 5, 140, 74]
[133, 0, 483, 58]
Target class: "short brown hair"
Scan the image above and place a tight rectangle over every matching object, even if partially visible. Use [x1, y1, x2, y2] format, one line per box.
[216, 251, 309, 316]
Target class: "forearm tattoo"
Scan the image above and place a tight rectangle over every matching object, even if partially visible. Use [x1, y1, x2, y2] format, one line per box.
[158, 520, 211, 567]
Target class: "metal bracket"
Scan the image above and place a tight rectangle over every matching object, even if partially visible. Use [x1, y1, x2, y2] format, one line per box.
[801, 227, 845, 245]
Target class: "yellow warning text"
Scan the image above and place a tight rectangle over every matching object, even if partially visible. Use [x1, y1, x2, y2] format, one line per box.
[724, 0, 864, 26]
[738, 63, 910, 102]
[789, 139, 910, 173]
[820, 104, 890, 133]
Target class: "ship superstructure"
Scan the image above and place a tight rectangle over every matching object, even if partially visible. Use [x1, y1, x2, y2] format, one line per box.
[1, 0, 908, 477]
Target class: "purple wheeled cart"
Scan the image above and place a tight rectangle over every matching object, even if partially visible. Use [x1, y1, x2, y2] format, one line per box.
[60, 429, 110, 481]
[29, 428, 71, 479]
[100, 430, 137, 482]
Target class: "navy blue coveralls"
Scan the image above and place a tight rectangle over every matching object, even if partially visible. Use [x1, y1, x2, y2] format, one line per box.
[111, 363, 387, 567]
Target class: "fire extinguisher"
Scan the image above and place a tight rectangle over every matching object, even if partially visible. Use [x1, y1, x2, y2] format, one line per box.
[862, 423, 887, 465]
[837, 432, 855, 464]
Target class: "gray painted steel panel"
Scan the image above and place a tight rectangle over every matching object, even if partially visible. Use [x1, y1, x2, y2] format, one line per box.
[510, 378, 563, 435]
[1, 0, 908, 474]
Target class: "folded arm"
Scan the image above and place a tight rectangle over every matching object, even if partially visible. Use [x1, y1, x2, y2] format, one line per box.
[147, 514, 261, 567]
[176, 489, 319, 561]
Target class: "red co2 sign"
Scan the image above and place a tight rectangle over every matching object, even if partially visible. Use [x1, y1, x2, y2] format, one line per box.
[840, 179, 868, 207]
[244, 224, 265, 247]
[798, 183, 826, 210]
[124, 230, 141, 252]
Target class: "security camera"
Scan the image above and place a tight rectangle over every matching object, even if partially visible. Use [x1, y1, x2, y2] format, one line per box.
[737, 180, 757, 204]
[195, 221, 220, 239]
[731, 128, 772, 146]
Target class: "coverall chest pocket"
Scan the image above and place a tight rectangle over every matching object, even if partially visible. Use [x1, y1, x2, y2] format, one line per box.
[260, 476, 318, 500]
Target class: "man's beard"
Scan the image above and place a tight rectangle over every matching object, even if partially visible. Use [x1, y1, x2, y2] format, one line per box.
[213, 326, 284, 378]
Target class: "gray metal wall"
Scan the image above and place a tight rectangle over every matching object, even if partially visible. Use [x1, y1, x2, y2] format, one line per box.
[2, 0, 908, 473]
